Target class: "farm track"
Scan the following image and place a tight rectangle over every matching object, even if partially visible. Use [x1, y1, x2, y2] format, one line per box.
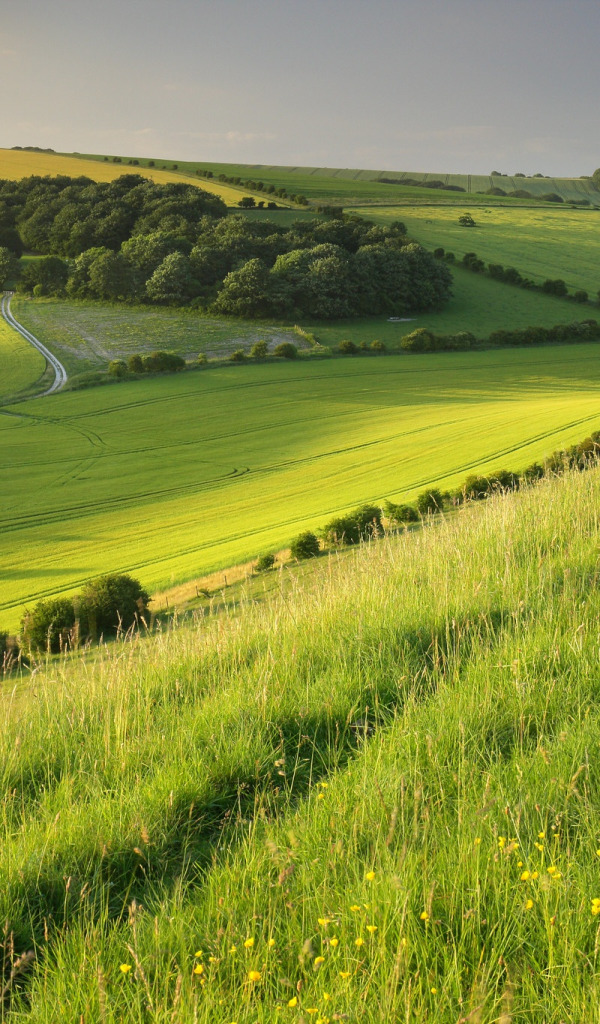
[1, 292, 67, 396]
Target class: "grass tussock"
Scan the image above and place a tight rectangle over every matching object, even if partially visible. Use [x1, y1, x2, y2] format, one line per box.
[3, 469, 600, 1021]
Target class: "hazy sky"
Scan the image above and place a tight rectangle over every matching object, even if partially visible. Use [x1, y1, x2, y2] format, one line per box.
[2, 0, 599, 176]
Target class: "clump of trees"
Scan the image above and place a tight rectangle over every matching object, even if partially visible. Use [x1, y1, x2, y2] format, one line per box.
[400, 318, 600, 353]
[19, 573, 150, 654]
[5, 175, 453, 321]
[439, 246, 596, 305]
[109, 351, 186, 377]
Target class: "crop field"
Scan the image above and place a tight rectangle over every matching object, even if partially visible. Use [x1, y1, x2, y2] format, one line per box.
[357, 204, 600, 294]
[0, 149, 256, 206]
[0, 309, 46, 403]
[3, 344, 600, 631]
[10, 270, 582, 384]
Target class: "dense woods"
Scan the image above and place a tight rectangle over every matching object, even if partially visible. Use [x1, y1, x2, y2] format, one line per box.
[1, 174, 452, 319]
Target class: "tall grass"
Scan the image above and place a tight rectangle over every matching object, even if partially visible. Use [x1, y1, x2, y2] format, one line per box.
[3, 468, 600, 1020]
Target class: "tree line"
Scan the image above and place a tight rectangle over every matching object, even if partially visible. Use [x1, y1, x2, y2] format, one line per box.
[435, 247, 598, 305]
[399, 317, 600, 352]
[2, 176, 452, 320]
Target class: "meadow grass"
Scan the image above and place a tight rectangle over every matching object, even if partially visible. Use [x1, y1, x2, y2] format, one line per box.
[0, 149, 256, 207]
[10, 297, 302, 379]
[3, 468, 600, 1020]
[3, 343, 600, 630]
[358, 204, 600, 295]
[0, 314, 47, 404]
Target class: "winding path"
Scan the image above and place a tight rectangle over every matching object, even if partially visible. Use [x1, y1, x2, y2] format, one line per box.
[1, 291, 67, 396]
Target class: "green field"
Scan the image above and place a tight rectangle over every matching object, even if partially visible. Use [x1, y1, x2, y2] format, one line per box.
[3, 345, 600, 631]
[5, 468, 600, 1021]
[10, 270, 584, 386]
[357, 205, 600, 295]
[0, 311, 47, 403]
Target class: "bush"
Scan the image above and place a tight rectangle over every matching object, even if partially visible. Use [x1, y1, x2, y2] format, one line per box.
[197, 353, 207, 365]
[352, 504, 383, 539]
[229, 349, 246, 362]
[400, 328, 434, 352]
[21, 597, 76, 653]
[371, 340, 386, 353]
[542, 279, 568, 297]
[574, 290, 589, 304]
[255, 553, 275, 572]
[108, 359, 128, 378]
[250, 340, 268, 359]
[290, 531, 320, 560]
[322, 516, 360, 546]
[383, 501, 418, 525]
[79, 573, 150, 639]
[458, 213, 476, 227]
[415, 489, 444, 514]
[338, 340, 358, 355]
[273, 342, 298, 359]
[127, 354, 144, 373]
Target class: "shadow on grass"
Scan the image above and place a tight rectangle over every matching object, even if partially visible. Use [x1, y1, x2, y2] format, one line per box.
[3, 606, 510, 973]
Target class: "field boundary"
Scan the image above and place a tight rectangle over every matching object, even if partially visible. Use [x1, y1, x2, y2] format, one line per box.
[1, 292, 67, 396]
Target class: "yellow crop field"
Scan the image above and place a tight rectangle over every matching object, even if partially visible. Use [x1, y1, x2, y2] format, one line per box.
[0, 149, 254, 206]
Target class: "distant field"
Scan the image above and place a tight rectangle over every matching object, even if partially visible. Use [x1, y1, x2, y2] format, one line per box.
[11, 296, 301, 378]
[0, 311, 46, 403]
[358, 205, 600, 295]
[0, 149, 256, 206]
[3, 345, 600, 630]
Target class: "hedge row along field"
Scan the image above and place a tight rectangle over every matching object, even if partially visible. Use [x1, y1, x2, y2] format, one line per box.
[4, 466, 600, 1020]
[2, 345, 600, 631]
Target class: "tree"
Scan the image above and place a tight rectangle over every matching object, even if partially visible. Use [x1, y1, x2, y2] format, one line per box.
[352, 504, 383, 538]
[400, 328, 435, 352]
[89, 250, 132, 300]
[79, 574, 150, 639]
[290, 531, 320, 559]
[383, 501, 418, 525]
[322, 515, 360, 546]
[255, 553, 275, 572]
[127, 354, 144, 373]
[212, 259, 272, 317]
[145, 252, 196, 304]
[458, 213, 476, 227]
[238, 197, 256, 208]
[250, 340, 268, 359]
[108, 359, 128, 377]
[19, 255, 69, 295]
[338, 340, 358, 354]
[21, 597, 76, 653]
[415, 489, 443, 514]
[0, 246, 18, 288]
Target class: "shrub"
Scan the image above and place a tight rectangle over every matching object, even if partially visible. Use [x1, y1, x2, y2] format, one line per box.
[400, 328, 434, 352]
[290, 531, 320, 560]
[127, 354, 144, 373]
[197, 353, 207, 365]
[384, 501, 419, 525]
[322, 515, 361, 546]
[273, 342, 298, 359]
[21, 597, 76, 653]
[108, 359, 128, 378]
[352, 504, 383, 539]
[79, 573, 150, 639]
[338, 340, 358, 355]
[255, 553, 275, 572]
[458, 213, 476, 227]
[574, 290, 589, 303]
[542, 279, 568, 297]
[433, 247, 445, 259]
[250, 340, 268, 359]
[371, 339, 386, 353]
[415, 489, 444, 514]
[229, 349, 246, 362]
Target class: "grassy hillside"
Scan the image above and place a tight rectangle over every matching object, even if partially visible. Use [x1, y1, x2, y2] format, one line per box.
[358, 205, 600, 295]
[73, 153, 600, 206]
[0, 149, 257, 207]
[3, 468, 600, 1021]
[3, 343, 600, 630]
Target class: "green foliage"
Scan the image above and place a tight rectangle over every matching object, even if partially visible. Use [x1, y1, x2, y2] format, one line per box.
[249, 340, 268, 359]
[384, 500, 418, 524]
[371, 339, 386, 352]
[338, 339, 358, 354]
[458, 213, 476, 226]
[255, 552, 275, 572]
[127, 353, 144, 373]
[79, 573, 150, 639]
[229, 348, 246, 362]
[18, 255, 69, 296]
[108, 359, 128, 378]
[415, 488, 444, 514]
[289, 531, 320, 559]
[542, 278, 568, 296]
[21, 597, 76, 653]
[273, 342, 297, 359]
[0, 246, 18, 288]
[400, 328, 435, 352]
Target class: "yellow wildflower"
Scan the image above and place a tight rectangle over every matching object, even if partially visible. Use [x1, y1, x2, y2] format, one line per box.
[317, 918, 331, 928]
[339, 970, 351, 978]
[208, 956, 217, 963]
[525, 899, 534, 910]
[420, 911, 429, 921]
[229, 945, 237, 954]
[244, 937, 254, 948]
[288, 996, 298, 1008]
[314, 955, 325, 965]
[520, 870, 530, 881]
[531, 871, 539, 879]
[366, 924, 378, 934]
[538, 832, 545, 839]
[355, 937, 364, 947]
[323, 993, 331, 1000]
[306, 1010, 319, 1016]
[498, 836, 506, 849]
[474, 837, 481, 845]
[365, 870, 376, 881]
[535, 842, 544, 852]
[119, 964, 131, 974]
[248, 970, 262, 982]
[431, 987, 437, 994]
[329, 937, 339, 948]
[194, 950, 203, 958]
[317, 793, 325, 800]
[349, 904, 361, 912]
[193, 964, 204, 975]
[268, 938, 276, 948]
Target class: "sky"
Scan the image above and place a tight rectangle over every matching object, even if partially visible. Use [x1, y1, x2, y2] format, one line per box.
[2, 0, 599, 177]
